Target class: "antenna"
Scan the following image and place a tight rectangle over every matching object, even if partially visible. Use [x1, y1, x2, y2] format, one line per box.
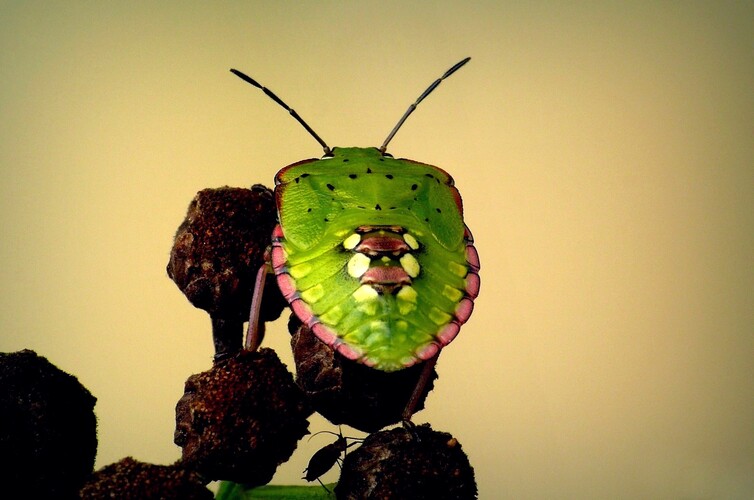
[379, 57, 471, 154]
[230, 69, 332, 156]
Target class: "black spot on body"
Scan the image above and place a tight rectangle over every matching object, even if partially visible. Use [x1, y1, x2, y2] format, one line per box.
[366, 168, 373, 174]
[307, 208, 312, 212]
[436, 208, 442, 213]
[327, 183, 335, 191]
[375, 204, 382, 210]
[301, 173, 310, 178]
[385, 174, 394, 179]
[343, 158, 349, 162]
[349, 174, 357, 179]
[411, 184, 418, 191]
[425, 173, 434, 179]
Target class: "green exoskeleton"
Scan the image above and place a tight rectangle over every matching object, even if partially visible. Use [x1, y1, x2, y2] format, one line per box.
[235, 58, 480, 374]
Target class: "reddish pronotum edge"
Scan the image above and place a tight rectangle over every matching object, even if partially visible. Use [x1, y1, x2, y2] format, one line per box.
[271, 223, 480, 369]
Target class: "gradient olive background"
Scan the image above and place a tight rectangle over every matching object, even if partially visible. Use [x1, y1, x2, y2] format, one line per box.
[2, 2, 753, 498]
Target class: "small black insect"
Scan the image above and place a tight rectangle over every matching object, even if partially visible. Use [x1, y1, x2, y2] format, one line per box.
[303, 429, 363, 490]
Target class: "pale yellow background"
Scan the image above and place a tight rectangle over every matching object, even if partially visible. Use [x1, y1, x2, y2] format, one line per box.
[1, 2, 753, 498]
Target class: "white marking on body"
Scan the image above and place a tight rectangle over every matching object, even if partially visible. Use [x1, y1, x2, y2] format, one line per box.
[442, 284, 463, 303]
[343, 233, 361, 250]
[397, 285, 417, 302]
[403, 233, 420, 250]
[347, 253, 371, 278]
[319, 305, 344, 326]
[369, 320, 389, 336]
[289, 262, 312, 279]
[400, 254, 421, 278]
[300, 283, 325, 304]
[396, 286, 418, 315]
[448, 261, 468, 278]
[353, 284, 379, 302]
[429, 307, 452, 326]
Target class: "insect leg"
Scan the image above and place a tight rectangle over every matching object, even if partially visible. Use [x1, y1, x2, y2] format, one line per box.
[401, 351, 441, 422]
[316, 478, 332, 494]
[245, 262, 270, 351]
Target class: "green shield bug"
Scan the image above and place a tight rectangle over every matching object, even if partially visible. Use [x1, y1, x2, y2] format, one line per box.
[235, 58, 480, 373]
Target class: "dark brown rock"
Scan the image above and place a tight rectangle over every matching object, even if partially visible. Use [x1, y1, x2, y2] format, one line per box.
[335, 424, 477, 499]
[167, 185, 287, 357]
[290, 318, 437, 432]
[174, 348, 312, 485]
[79, 457, 213, 499]
[0, 349, 97, 499]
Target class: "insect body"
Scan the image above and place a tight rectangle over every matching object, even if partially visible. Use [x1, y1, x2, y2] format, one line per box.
[236, 58, 480, 372]
[303, 430, 361, 485]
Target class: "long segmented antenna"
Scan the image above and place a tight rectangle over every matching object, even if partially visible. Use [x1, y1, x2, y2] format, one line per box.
[230, 68, 332, 156]
[379, 57, 471, 154]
